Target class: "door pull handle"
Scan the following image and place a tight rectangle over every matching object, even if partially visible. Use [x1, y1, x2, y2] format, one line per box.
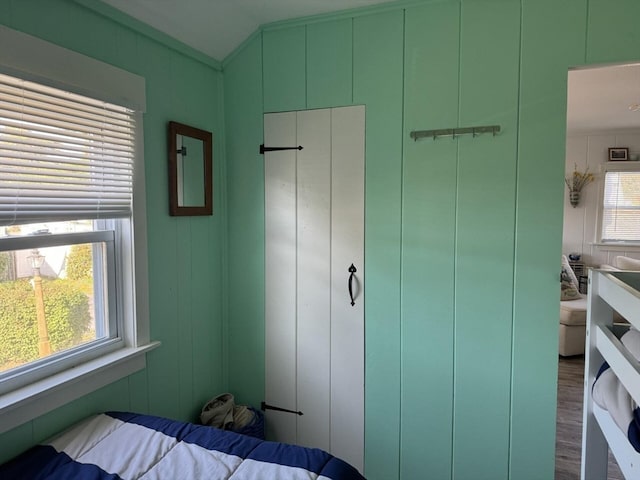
[348, 263, 357, 306]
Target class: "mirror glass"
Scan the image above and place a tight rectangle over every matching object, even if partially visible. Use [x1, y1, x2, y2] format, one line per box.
[177, 134, 205, 207]
[168, 121, 212, 216]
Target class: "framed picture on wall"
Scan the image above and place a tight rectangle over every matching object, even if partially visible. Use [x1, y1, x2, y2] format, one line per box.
[608, 147, 629, 161]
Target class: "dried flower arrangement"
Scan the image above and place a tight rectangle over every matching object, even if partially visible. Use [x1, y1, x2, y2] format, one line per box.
[565, 165, 595, 207]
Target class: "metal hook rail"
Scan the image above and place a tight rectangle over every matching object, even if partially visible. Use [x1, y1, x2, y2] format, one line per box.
[410, 125, 500, 141]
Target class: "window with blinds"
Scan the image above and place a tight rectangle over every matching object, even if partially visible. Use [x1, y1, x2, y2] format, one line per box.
[601, 170, 640, 242]
[0, 72, 134, 226]
[0, 24, 151, 431]
[0, 71, 136, 389]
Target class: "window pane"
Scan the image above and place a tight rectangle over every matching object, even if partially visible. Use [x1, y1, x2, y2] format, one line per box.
[0, 219, 94, 238]
[0, 242, 107, 373]
[602, 171, 640, 242]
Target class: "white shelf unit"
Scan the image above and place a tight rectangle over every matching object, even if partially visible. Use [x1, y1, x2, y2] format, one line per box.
[581, 269, 640, 479]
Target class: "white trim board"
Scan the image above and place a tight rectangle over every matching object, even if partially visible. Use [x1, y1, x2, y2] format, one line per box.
[0, 342, 160, 434]
[0, 24, 146, 111]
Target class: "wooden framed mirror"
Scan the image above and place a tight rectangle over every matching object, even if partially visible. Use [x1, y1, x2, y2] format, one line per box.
[168, 121, 213, 216]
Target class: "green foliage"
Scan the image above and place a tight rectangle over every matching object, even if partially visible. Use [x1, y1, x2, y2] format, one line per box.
[0, 279, 91, 368]
[0, 252, 9, 280]
[66, 244, 92, 280]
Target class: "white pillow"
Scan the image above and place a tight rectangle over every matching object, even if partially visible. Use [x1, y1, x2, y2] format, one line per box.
[622, 328, 640, 361]
[615, 256, 640, 271]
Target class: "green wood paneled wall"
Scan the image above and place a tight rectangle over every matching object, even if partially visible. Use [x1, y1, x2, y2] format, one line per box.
[307, 19, 353, 108]
[224, 34, 266, 406]
[587, 0, 640, 64]
[454, 2, 520, 477]
[402, 3, 459, 478]
[2, 0, 640, 478]
[353, 12, 405, 480]
[263, 27, 306, 112]
[0, 0, 226, 463]
[511, 1, 587, 478]
[224, 1, 640, 479]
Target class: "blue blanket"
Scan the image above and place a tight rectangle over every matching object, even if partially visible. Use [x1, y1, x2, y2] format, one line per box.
[0, 412, 365, 479]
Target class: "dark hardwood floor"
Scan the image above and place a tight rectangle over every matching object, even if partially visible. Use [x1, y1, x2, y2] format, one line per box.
[555, 355, 624, 480]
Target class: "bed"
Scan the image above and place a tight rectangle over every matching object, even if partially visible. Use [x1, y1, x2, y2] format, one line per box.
[581, 269, 640, 480]
[0, 411, 365, 479]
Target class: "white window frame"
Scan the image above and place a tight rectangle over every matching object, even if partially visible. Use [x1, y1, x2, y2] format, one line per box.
[0, 230, 119, 396]
[595, 161, 640, 248]
[0, 25, 158, 434]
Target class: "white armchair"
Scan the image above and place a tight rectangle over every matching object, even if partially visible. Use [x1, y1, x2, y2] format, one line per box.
[559, 256, 640, 356]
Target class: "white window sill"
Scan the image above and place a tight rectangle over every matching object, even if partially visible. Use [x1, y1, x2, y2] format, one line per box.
[0, 341, 160, 434]
[593, 243, 640, 252]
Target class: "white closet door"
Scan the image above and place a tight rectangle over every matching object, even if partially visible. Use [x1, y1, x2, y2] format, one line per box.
[296, 108, 332, 450]
[264, 105, 364, 473]
[264, 111, 297, 444]
[330, 106, 365, 470]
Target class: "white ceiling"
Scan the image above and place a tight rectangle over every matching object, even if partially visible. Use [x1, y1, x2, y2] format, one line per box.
[99, 1, 640, 134]
[100, 0, 394, 61]
[567, 63, 640, 134]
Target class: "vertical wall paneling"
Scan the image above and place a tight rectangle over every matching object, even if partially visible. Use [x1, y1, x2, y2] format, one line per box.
[454, 2, 520, 478]
[32, 397, 91, 444]
[224, 35, 265, 407]
[586, 0, 640, 64]
[330, 106, 365, 472]
[306, 19, 353, 109]
[127, 369, 150, 414]
[190, 56, 223, 404]
[353, 10, 404, 480]
[213, 75, 227, 400]
[578, 134, 609, 260]
[512, 2, 588, 478]
[190, 222, 219, 412]
[10, 0, 640, 476]
[296, 109, 332, 451]
[137, 33, 182, 421]
[64, 5, 119, 65]
[11, 0, 109, 61]
[225, 2, 640, 480]
[169, 54, 221, 417]
[563, 135, 590, 257]
[191, 213, 222, 413]
[263, 27, 306, 112]
[0, 423, 31, 463]
[84, 377, 131, 414]
[264, 112, 298, 444]
[177, 218, 194, 415]
[111, 26, 141, 77]
[89, 378, 130, 411]
[401, 3, 459, 479]
[0, 0, 226, 460]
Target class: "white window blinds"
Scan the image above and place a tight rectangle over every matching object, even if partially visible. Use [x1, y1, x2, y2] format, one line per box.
[0, 72, 135, 226]
[601, 170, 640, 242]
